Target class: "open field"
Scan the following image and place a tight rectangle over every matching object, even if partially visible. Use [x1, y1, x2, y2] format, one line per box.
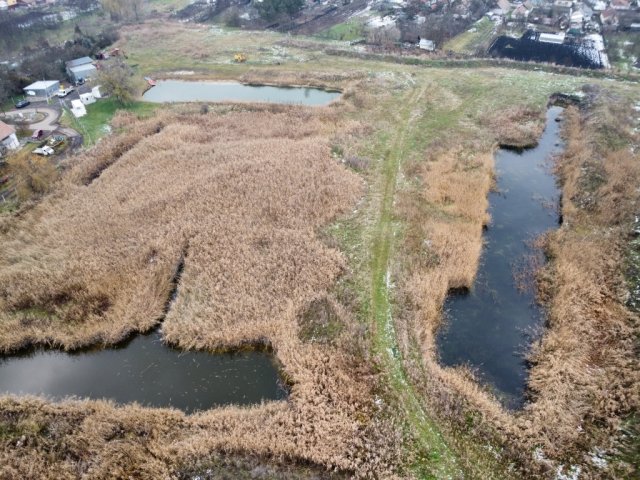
[443, 17, 497, 55]
[59, 98, 159, 147]
[1, 21, 639, 478]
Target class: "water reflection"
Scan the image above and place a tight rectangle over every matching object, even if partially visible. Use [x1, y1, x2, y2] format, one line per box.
[437, 106, 564, 408]
[0, 329, 286, 413]
[143, 80, 340, 106]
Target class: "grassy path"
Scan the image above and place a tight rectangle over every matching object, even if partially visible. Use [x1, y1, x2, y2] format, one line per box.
[369, 86, 461, 479]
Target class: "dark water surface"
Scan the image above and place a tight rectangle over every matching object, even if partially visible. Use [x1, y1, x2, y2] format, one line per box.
[143, 80, 340, 105]
[0, 329, 286, 413]
[437, 106, 564, 408]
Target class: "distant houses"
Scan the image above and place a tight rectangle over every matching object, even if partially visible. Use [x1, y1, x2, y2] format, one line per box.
[65, 57, 97, 84]
[23, 80, 60, 101]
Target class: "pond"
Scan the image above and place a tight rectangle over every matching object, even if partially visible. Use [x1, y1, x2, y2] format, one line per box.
[0, 329, 286, 413]
[142, 80, 341, 106]
[436, 106, 564, 409]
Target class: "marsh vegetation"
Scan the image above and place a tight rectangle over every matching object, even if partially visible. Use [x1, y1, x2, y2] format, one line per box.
[0, 23, 638, 479]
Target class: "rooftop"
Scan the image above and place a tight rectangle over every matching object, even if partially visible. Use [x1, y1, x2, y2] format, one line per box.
[70, 63, 97, 73]
[0, 120, 16, 141]
[23, 80, 59, 91]
[65, 56, 93, 68]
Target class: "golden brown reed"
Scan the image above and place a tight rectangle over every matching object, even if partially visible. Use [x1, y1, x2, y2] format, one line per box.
[0, 106, 402, 477]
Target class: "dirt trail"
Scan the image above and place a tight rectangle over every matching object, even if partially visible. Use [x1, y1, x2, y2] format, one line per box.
[367, 84, 462, 477]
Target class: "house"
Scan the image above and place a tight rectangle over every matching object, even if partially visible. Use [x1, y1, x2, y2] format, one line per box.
[65, 57, 97, 83]
[70, 99, 86, 118]
[513, 4, 531, 19]
[497, 0, 511, 12]
[23, 80, 60, 100]
[0, 121, 19, 153]
[600, 8, 619, 29]
[611, 0, 631, 10]
[552, 0, 572, 17]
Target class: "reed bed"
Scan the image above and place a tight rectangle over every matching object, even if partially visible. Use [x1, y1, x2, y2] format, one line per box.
[395, 89, 640, 477]
[0, 106, 404, 478]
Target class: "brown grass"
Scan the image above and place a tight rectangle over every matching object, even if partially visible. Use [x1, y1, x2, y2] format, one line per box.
[0, 104, 404, 477]
[485, 106, 545, 149]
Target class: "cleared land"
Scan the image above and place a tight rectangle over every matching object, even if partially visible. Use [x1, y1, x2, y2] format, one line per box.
[443, 17, 497, 55]
[1, 22, 639, 479]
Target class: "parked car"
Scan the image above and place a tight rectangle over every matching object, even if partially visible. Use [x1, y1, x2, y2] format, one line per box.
[33, 146, 55, 156]
[15, 99, 30, 109]
[31, 129, 44, 140]
[74, 78, 85, 86]
[56, 87, 74, 97]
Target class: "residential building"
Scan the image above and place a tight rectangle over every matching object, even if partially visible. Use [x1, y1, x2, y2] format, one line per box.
[0, 121, 19, 153]
[611, 0, 631, 10]
[553, 0, 573, 16]
[600, 7, 619, 29]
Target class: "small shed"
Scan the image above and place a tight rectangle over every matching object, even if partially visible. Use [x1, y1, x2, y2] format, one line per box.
[70, 99, 87, 118]
[0, 120, 19, 152]
[23, 80, 60, 100]
[79, 92, 96, 105]
[418, 38, 436, 51]
[91, 85, 102, 99]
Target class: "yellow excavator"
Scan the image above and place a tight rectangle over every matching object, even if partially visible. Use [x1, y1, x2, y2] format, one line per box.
[234, 53, 247, 63]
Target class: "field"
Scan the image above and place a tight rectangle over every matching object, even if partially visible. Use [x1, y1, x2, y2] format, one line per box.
[59, 98, 159, 147]
[443, 17, 497, 55]
[317, 20, 366, 42]
[1, 21, 639, 479]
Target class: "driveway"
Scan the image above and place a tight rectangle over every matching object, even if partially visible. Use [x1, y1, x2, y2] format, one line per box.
[1, 106, 61, 132]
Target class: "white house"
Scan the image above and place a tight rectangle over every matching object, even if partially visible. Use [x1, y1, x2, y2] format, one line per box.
[0, 120, 19, 153]
[70, 99, 87, 118]
[91, 85, 102, 99]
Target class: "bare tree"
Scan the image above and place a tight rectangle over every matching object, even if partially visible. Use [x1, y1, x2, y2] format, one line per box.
[97, 60, 138, 105]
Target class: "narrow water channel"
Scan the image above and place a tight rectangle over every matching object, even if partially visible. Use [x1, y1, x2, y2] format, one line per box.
[0, 330, 286, 413]
[437, 106, 564, 409]
[142, 80, 341, 106]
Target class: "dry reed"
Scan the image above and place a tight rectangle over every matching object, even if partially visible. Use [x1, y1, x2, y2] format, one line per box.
[0, 106, 403, 478]
[395, 92, 640, 477]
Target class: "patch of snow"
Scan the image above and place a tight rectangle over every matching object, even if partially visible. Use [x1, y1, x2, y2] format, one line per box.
[555, 465, 581, 480]
[589, 448, 608, 469]
[367, 15, 396, 28]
